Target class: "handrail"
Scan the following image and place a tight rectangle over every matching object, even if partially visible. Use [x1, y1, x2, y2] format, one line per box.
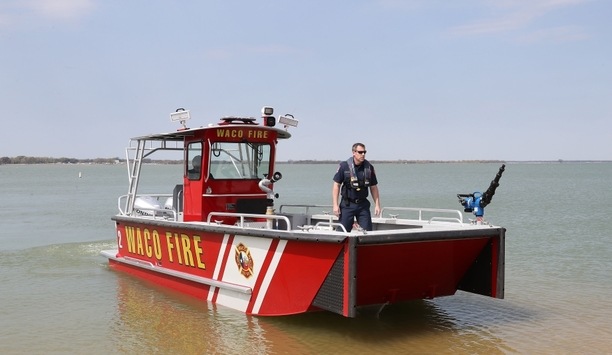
[117, 195, 464, 226]
[380, 207, 464, 224]
[430, 217, 464, 224]
[207, 212, 292, 230]
[278, 204, 333, 215]
[280, 205, 463, 224]
[118, 194, 127, 215]
[314, 221, 347, 232]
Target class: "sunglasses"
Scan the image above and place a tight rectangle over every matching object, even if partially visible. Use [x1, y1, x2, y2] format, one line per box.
[354, 150, 367, 154]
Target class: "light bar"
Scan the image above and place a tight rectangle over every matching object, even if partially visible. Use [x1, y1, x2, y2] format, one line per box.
[279, 114, 298, 127]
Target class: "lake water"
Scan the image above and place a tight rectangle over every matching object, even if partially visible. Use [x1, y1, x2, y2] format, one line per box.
[1, 162, 611, 354]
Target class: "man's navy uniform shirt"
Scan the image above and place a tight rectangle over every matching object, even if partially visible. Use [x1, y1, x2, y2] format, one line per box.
[333, 159, 378, 201]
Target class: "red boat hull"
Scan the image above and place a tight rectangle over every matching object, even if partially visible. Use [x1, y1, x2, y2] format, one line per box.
[104, 217, 504, 317]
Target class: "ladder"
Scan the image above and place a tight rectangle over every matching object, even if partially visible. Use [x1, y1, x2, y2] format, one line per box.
[124, 139, 146, 215]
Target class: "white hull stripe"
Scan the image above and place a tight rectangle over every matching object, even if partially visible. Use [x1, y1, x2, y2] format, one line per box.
[207, 233, 231, 302]
[252, 239, 287, 314]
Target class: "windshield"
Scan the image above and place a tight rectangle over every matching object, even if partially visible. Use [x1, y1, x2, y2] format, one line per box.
[209, 141, 271, 179]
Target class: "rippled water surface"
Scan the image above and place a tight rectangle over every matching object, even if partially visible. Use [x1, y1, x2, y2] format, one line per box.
[1, 162, 611, 354]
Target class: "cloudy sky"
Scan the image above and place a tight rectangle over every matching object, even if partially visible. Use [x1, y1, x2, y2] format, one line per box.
[1, 0, 610, 161]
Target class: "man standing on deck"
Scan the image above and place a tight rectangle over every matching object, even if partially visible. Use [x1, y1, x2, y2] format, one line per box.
[332, 143, 381, 232]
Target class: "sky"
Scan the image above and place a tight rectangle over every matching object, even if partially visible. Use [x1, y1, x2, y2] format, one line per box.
[1, 0, 610, 161]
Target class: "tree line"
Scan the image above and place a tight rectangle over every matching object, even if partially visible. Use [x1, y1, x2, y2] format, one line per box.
[0, 156, 122, 165]
[2, 156, 510, 165]
[0, 156, 187, 165]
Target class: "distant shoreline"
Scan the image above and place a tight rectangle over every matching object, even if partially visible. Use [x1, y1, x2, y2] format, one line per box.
[1, 156, 610, 165]
[277, 160, 612, 164]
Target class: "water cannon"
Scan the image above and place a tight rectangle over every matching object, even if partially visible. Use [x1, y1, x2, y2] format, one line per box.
[259, 172, 282, 199]
[457, 164, 505, 223]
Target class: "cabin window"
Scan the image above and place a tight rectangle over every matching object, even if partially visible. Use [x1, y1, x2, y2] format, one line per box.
[209, 142, 271, 179]
[187, 142, 203, 180]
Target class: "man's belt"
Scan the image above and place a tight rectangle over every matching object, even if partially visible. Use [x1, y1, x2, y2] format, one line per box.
[346, 198, 366, 204]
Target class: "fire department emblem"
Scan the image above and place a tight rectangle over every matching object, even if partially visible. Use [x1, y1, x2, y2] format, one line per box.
[235, 243, 254, 278]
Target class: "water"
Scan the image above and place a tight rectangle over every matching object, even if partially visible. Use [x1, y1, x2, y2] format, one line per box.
[1, 162, 611, 354]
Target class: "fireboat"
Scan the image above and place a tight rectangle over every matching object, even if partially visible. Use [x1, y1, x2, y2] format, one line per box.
[101, 106, 506, 318]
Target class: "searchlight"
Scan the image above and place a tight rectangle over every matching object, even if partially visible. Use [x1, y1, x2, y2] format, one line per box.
[261, 106, 275, 127]
[279, 114, 298, 128]
[170, 108, 191, 130]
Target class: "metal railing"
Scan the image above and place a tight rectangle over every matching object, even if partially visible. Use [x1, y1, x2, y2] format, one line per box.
[379, 207, 464, 224]
[278, 204, 332, 215]
[207, 212, 292, 230]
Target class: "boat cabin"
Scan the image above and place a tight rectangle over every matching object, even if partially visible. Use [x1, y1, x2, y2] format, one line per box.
[123, 107, 295, 224]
